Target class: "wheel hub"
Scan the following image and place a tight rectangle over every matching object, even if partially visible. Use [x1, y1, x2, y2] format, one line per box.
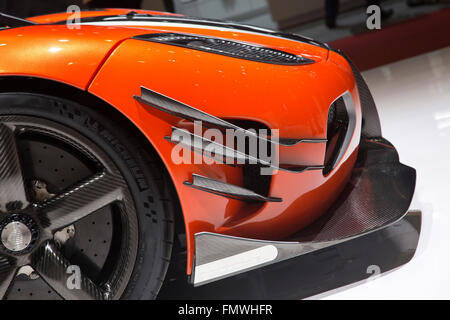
[0, 215, 40, 254]
[0, 115, 139, 300]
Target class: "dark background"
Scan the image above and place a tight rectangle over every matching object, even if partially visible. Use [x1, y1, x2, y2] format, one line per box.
[0, 0, 145, 18]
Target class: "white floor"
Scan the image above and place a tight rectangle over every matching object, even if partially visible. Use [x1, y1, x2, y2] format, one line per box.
[316, 46, 450, 299]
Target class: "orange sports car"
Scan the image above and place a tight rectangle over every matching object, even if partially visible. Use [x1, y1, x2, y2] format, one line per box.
[0, 8, 415, 300]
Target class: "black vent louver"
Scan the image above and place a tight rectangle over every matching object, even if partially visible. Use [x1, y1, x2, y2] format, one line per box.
[133, 33, 315, 65]
[323, 96, 350, 175]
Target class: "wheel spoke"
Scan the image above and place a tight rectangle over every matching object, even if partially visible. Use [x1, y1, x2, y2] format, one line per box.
[38, 172, 124, 232]
[0, 254, 18, 300]
[0, 123, 29, 210]
[31, 241, 108, 300]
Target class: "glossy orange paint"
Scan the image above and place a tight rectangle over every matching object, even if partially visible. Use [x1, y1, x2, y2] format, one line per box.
[0, 11, 362, 275]
[0, 24, 154, 89]
[88, 39, 361, 274]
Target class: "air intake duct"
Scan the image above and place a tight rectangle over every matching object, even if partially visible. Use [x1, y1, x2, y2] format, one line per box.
[133, 33, 315, 65]
[323, 92, 355, 175]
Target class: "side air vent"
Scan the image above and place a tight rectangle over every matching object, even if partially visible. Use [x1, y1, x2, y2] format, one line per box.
[132, 33, 315, 66]
[323, 92, 355, 175]
[167, 127, 324, 173]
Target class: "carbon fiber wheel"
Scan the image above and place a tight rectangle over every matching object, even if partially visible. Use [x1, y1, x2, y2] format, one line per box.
[0, 93, 175, 300]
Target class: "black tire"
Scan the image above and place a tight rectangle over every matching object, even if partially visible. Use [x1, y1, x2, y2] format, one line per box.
[0, 92, 176, 300]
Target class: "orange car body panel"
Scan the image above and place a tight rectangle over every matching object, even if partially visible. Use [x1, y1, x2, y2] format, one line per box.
[0, 24, 150, 89]
[0, 10, 362, 274]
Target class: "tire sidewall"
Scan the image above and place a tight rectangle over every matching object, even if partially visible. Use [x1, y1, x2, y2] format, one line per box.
[0, 93, 173, 299]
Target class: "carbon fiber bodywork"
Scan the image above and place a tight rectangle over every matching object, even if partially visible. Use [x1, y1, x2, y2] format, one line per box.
[184, 174, 282, 203]
[191, 138, 416, 285]
[167, 127, 324, 173]
[334, 49, 383, 138]
[0, 9, 416, 296]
